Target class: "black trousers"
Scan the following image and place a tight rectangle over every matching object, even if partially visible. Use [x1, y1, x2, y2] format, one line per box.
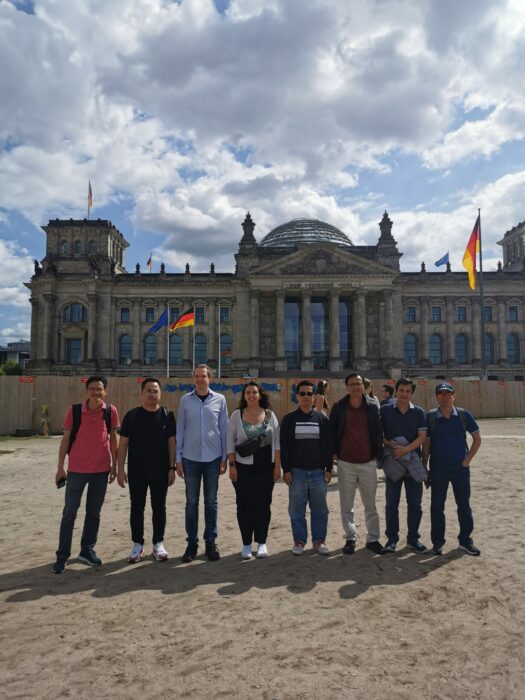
[234, 445, 275, 545]
[128, 472, 168, 546]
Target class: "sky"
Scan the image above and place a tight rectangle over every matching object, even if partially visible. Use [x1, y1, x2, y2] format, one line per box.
[1, 0, 525, 345]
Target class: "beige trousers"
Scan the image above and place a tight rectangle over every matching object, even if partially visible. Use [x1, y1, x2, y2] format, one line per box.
[337, 458, 380, 543]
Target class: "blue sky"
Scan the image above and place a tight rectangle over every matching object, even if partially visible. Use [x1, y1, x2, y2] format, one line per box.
[1, 0, 525, 345]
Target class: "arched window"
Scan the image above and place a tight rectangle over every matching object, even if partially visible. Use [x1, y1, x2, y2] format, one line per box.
[74, 240, 82, 255]
[404, 333, 418, 365]
[484, 334, 495, 364]
[429, 333, 443, 364]
[507, 333, 520, 364]
[144, 334, 157, 365]
[60, 239, 69, 255]
[220, 333, 232, 367]
[455, 333, 469, 364]
[119, 335, 132, 364]
[63, 303, 88, 322]
[195, 333, 207, 365]
[88, 240, 97, 255]
[169, 334, 183, 366]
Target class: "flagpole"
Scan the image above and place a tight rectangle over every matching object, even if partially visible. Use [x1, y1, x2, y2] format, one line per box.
[166, 305, 170, 379]
[192, 305, 196, 373]
[218, 303, 221, 379]
[87, 182, 90, 220]
[478, 209, 487, 380]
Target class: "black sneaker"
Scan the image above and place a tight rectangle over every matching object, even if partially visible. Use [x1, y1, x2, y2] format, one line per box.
[52, 558, 68, 574]
[182, 543, 198, 563]
[407, 541, 429, 554]
[78, 548, 102, 566]
[366, 541, 387, 555]
[459, 541, 481, 556]
[432, 544, 444, 555]
[384, 539, 397, 552]
[342, 540, 355, 555]
[205, 542, 220, 561]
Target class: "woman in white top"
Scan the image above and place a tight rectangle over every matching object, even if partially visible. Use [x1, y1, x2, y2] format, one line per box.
[227, 382, 281, 559]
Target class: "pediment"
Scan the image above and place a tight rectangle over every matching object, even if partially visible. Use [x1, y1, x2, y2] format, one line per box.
[250, 244, 395, 277]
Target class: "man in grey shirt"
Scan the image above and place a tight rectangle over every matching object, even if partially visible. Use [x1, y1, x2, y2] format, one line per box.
[176, 364, 229, 562]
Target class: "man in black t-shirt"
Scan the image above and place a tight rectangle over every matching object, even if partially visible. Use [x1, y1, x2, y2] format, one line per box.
[117, 377, 176, 562]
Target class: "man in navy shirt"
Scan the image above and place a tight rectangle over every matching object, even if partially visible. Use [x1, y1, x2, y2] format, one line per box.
[380, 378, 428, 553]
[422, 383, 481, 556]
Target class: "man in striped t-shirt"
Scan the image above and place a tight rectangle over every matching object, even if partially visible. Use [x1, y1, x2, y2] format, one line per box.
[280, 380, 333, 556]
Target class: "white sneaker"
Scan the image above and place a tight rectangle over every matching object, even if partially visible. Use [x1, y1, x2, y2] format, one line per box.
[128, 543, 144, 563]
[241, 544, 252, 559]
[314, 542, 330, 555]
[256, 543, 268, 558]
[153, 542, 168, 562]
[292, 541, 304, 556]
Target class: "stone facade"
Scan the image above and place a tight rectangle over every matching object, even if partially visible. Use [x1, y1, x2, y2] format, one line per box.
[26, 213, 525, 379]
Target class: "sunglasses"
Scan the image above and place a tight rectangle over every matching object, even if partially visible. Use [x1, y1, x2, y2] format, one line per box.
[298, 391, 314, 397]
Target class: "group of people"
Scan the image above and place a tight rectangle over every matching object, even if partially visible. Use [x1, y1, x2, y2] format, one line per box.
[52, 367, 481, 574]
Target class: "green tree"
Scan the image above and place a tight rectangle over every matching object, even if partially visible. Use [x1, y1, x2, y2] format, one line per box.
[1, 360, 23, 375]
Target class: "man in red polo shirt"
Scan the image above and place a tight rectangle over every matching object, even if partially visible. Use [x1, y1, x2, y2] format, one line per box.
[53, 376, 119, 574]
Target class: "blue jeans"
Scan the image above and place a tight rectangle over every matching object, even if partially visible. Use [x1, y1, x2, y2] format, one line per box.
[288, 468, 329, 544]
[385, 476, 423, 545]
[183, 457, 221, 544]
[56, 471, 108, 560]
[430, 467, 473, 547]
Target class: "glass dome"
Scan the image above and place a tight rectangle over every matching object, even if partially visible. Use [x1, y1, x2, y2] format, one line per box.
[259, 219, 353, 248]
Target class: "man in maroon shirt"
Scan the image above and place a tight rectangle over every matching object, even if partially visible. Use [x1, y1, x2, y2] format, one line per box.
[329, 373, 386, 555]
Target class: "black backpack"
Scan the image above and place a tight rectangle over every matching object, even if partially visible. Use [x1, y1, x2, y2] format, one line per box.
[68, 403, 113, 454]
[427, 407, 468, 436]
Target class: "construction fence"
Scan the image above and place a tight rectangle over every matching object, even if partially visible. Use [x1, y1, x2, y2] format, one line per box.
[1, 375, 524, 436]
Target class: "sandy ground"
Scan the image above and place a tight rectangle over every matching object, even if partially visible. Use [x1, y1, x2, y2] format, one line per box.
[0, 418, 524, 700]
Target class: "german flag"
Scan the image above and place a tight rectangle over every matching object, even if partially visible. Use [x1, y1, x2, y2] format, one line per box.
[170, 308, 195, 332]
[462, 214, 480, 290]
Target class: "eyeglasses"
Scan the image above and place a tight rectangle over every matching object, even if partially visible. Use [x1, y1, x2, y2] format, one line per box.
[298, 391, 314, 397]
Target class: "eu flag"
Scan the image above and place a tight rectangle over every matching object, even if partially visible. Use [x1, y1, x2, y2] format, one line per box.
[148, 309, 168, 333]
[434, 252, 449, 267]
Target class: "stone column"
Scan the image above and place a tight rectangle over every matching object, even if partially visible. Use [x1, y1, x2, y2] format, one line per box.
[274, 291, 286, 372]
[42, 293, 55, 361]
[328, 290, 341, 371]
[355, 289, 367, 361]
[471, 300, 481, 365]
[420, 299, 430, 365]
[30, 297, 39, 364]
[87, 293, 97, 362]
[446, 297, 455, 366]
[381, 291, 393, 360]
[300, 291, 313, 371]
[391, 290, 404, 361]
[497, 299, 507, 365]
[208, 299, 216, 366]
[250, 292, 260, 366]
[132, 299, 142, 363]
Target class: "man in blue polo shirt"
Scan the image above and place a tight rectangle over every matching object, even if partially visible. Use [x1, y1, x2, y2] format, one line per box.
[422, 383, 481, 556]
[380, 377, 428, 553]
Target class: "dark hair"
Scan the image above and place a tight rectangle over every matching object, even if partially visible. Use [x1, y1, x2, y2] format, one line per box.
[395, 377, 416, 393]
[141, 377, 161, 391]
[344, 372, 363, 386]
[239, 381, 270, 410]
[363, 377, 375, 397]
[296, 379, 315, 393]
[316, 380, 328, 395]
[86, 375, 107, 389]
[193, 364, 213, 379]
[382, 384, 394, 397]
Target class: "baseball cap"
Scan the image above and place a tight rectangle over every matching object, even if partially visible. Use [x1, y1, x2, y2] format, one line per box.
[435, 382, 454, 394]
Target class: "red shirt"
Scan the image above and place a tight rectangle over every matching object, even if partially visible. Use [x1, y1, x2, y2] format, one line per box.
[338, 403, 372, 464]
[63, 401, 120, 473]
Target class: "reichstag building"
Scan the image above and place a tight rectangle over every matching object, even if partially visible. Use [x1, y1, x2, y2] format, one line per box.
[26, 212, 525, 379]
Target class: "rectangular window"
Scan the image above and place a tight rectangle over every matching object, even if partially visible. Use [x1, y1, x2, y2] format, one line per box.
[219, 306, 230, 324]
[456, 306, 467, 323]
[120, 307, 130, 323]
[431, 306, 442, 322]
[483, 306, 493, 322]
[170, 307, 180, 324]
[145, 307, 155, 323]
[405, 306, 416, 322]
[66, 339, 82, 364]
[508, 306, 518, 322]
[195, 306, 205, 324]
